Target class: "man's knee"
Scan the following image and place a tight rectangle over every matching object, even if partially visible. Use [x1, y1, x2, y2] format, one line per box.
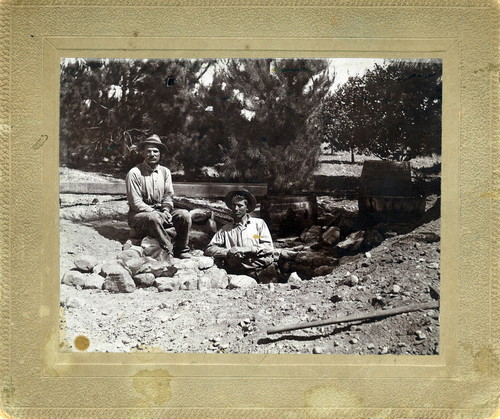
[173, 209, 192, 225]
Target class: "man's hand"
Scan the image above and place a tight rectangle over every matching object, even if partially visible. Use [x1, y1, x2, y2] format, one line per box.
[159, 210, 173, 226]
[255, 247, 273, 257]
[228, 246, 252, 259]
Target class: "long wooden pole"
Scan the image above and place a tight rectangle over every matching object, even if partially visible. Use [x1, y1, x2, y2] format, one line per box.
[266, 301, 439, 335]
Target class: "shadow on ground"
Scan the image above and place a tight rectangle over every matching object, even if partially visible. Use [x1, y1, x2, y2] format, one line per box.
[83, 219, 131, 244]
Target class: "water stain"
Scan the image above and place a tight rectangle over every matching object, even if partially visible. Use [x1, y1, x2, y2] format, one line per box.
[473, 346, 499, 377]
[305, 383, 363, 409]
[132, 369, 172, 406]
[0, 408, 15, 419]
[74, 335, 90, 351]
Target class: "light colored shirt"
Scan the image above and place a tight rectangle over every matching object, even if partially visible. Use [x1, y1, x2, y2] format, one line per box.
[205, 215, 273, 258]
[125, 161, 174, 214]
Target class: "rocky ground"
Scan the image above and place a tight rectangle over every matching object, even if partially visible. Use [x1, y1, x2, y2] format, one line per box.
[59, 180, 440, 355]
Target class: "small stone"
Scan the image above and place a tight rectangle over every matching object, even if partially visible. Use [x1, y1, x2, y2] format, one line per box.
[268, 283, 275, 292]
[61, 271, 86, 288]
[380, 346, 389, 354]
[74, 255, 99, 272]
[365, 252, 372, 259]
[427, 262, 440, 270]
[333, 341, 339, 347]
[308, 305, 317, 312]
[349, 338, 358, 344]
[288, 272, 303, 289]
[313, 347, 324, 354]
[64, 297, 83, 309]
[344, 274, 359, 287]
[398, 342, 407, 347]
[392, 284, 401, 293]
[415, 330, 427, 340]
[367, 343, 375, 349]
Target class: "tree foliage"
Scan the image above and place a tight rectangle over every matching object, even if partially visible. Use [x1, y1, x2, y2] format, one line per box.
[323, 60, 442, 161]
[217, 58, 334, 192]
[60, 58, 334, 191]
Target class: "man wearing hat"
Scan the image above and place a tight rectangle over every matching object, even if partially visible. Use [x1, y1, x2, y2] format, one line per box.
[205, 189, 277, 283]
[125, 134, 192, 260]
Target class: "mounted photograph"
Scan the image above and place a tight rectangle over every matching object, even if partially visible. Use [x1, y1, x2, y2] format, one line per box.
[58, 57, 442, 355]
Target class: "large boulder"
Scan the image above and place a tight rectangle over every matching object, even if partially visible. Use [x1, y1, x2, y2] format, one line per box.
[155, 277, 182, 292]
[116, 249, 142, 263]
[174, 259, 199, 273]
[364, 229, 385, 248]
[74, 255, 99, 273]
[101, 262, 136, 293]
[148, 260, 178, 278]
[82, 273, 105, 290]
[190, 208, 213, 224]
[313, 265, 336, 277]
[322, 226, 341, 246]
[335, 231, 365, 253]
[228, 275, 258, 289]
[195, 256, 214, 270]
[198, 266, 229, 289]
[61, 271, 86, 287]
[141, 236, 163, 258]
[133, 273, 156, 287]
[124, 256, 159, 276]
[300, 225, 323, 243]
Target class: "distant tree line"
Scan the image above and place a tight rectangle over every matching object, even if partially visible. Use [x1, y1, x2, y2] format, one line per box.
[60, 58, 441, 192]
[322, 60, 442, 162]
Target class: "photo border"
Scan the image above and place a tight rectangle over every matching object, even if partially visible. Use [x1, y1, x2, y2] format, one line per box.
[44, 37, 458, 379]
[2, 2, 497, 416]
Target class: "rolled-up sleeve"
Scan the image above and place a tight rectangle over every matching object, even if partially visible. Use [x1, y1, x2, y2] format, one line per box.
[205, 230, 230, 258]
[160, 168, 174, 213]
[126, 170, 153, 213]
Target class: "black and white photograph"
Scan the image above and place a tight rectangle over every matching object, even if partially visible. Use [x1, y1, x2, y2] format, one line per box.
[59, 57, 442, 355]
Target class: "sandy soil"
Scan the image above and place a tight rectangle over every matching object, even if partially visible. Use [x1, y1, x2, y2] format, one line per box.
[60, 192, 440, 355]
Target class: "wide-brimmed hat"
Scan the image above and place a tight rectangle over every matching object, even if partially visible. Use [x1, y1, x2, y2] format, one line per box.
[138, 134, 167, 153]
[225, 189, 257, 213]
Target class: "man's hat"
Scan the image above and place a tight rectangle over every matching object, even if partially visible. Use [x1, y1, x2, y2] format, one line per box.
[138, 134, 167, 152]
[225, 189, 257, 213]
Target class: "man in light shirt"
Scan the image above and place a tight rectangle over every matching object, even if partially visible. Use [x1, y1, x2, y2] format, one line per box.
[205, 189, 277, 283]
[125, 135, 192, 261]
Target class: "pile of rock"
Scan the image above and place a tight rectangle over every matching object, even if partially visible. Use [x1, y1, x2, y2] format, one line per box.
[61, 235, 261, 294]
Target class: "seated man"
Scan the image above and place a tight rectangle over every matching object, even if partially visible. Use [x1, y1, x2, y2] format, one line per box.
[125, 134, 192, 260]
[205, 189, 277, 283]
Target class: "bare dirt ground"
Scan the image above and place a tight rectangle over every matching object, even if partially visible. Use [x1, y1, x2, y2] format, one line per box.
[59, 168, 440, 355]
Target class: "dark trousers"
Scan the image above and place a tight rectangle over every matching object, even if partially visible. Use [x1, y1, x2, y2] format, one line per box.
[225, 254, 277, 284]
[128, 209, 192, 254]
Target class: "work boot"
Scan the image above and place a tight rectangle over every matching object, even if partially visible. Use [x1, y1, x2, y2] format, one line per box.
[174, 247, 192, 259]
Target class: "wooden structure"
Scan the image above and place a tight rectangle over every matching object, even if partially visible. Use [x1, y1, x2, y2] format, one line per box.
[60, 181, 268, 199]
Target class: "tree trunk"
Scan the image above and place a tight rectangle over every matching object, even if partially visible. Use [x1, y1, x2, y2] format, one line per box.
[350, 148, 355, 163]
